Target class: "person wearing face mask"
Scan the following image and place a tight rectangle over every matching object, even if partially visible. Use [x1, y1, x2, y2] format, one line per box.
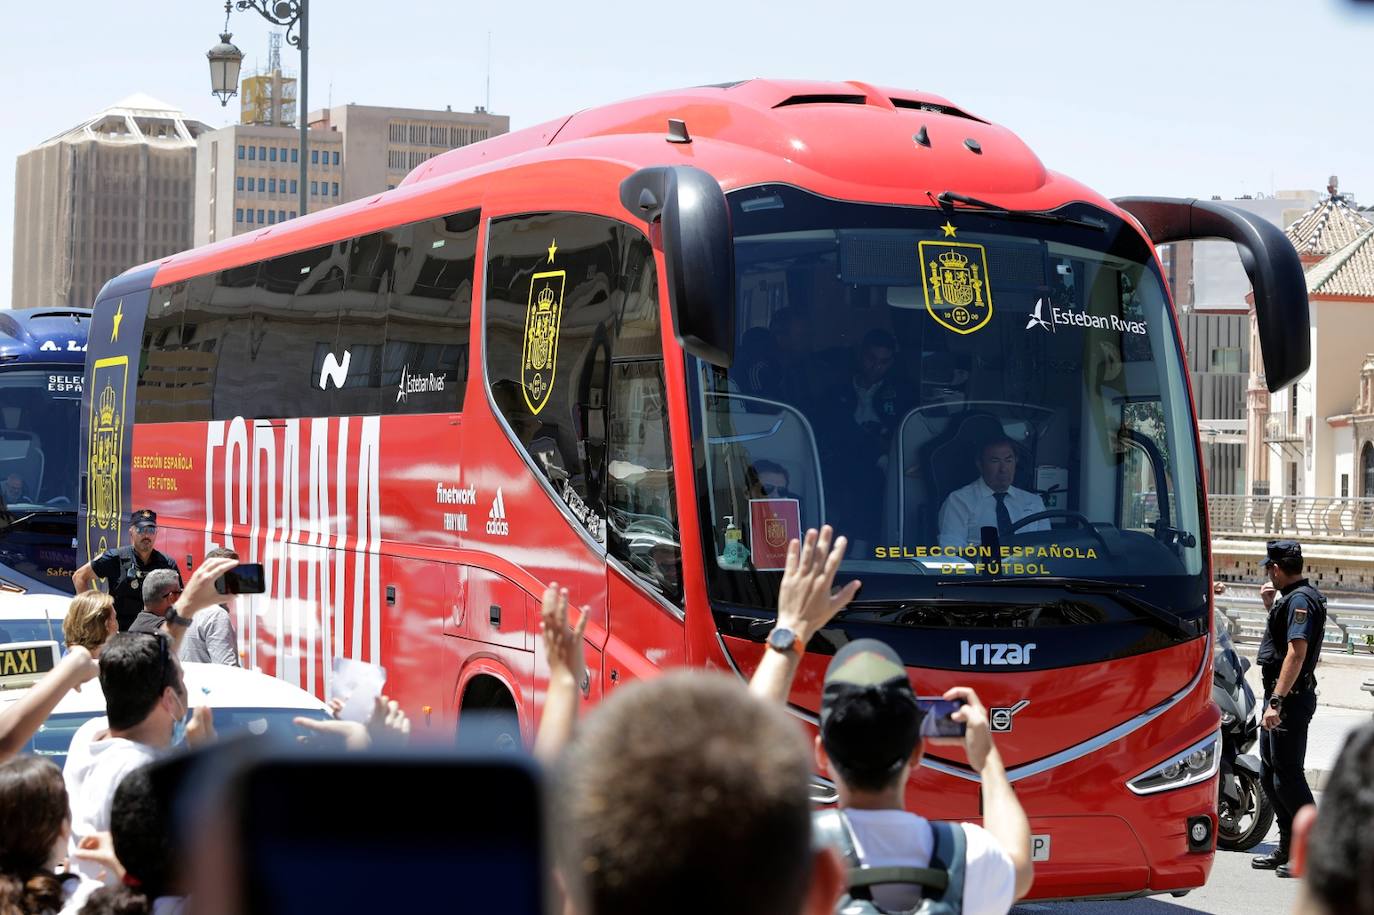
[62, 633, 215, 886]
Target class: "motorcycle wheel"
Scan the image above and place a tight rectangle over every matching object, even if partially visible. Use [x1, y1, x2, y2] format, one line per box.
[1217, 769, 1276, 851]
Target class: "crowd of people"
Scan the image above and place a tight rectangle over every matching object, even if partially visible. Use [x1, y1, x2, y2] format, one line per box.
[0, 522, 1369, 914]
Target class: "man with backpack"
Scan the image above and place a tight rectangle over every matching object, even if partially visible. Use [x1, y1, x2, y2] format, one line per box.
[750, 526, 1034, 914]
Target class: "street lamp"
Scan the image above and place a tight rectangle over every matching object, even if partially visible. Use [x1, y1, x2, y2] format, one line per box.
[206, 26, 244, 106]
[208, 0, 309, 218]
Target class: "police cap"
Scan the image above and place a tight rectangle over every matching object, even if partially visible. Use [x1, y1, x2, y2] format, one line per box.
[130, 508, 158, 531]
[1261, 539, 1302, 568]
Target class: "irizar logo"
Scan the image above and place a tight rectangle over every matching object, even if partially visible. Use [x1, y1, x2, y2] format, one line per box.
[1025, 298, 1053, 332]
[396, 364, 445, 403]
[318, 350, 351, 390]
[486, 487, 510, 536]
[960, 640, 1037, 666]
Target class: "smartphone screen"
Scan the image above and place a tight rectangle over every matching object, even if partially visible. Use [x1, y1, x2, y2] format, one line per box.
[916, 697, 966, 740]
[214, 562, 266, 595]
[237, 753, 546, 914]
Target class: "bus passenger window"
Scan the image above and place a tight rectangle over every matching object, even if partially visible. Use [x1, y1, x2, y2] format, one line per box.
[485, 212, 619, 542]
[606, 233, 681, 605]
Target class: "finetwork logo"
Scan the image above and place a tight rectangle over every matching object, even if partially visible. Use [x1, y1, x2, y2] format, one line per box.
[1025, 299, 1053, 332]
[319, 350, 351, 390]
[396, 364, 446, 403]
[486, 487, 510, 536]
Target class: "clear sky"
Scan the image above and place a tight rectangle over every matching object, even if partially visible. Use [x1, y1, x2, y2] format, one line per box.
[3, 0, 1373, 309]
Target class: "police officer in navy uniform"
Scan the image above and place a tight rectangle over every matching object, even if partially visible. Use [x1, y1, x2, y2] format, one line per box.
[71, 508, 181, 632]
[1251, 539, 1326, 878]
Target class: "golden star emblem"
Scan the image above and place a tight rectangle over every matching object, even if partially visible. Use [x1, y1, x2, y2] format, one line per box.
[941, 221, 958, 238]
[111, 301, 124, 342]
[547, 239, 558, 263]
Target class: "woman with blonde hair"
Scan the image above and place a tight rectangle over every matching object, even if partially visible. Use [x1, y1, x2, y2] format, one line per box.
[62, 592, 117, 657]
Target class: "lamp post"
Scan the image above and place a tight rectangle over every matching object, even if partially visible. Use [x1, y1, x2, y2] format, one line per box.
[208, 0, 309, 219]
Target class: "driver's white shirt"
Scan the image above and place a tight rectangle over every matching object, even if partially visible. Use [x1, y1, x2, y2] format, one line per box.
[938, 478, 1048, 548]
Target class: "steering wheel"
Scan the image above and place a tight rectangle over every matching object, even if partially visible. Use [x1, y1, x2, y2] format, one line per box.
[1009, 510, 1113, 557]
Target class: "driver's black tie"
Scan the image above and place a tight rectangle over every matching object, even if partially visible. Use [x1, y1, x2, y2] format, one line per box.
[994, 491, 1013, 538]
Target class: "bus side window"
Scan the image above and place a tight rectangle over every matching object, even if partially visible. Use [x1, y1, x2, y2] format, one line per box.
[140, 282, 188, 423]
[606, 231, 681, 606]
[383, 209, 477, 415]
[485, 212, 619, 542]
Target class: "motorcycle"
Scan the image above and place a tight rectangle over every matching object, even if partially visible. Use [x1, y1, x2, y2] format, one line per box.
[1213, 611, 1275, 850]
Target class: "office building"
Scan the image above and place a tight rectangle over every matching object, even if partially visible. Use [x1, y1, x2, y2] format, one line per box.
[195, 100, 508, 245]
[12, 95, 207, 310]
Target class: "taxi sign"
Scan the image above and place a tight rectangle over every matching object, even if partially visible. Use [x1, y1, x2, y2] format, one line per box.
[0, 640, 60, 690]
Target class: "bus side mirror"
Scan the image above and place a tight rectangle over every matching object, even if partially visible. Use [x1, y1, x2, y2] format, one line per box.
[620, 166, 735, 368]
[1113, 196, 1310, 392]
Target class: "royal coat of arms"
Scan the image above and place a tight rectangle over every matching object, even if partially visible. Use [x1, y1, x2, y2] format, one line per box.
[521, 270, 567, 415]
[87, 358, 128, 558]
[919, 240, 994, 335]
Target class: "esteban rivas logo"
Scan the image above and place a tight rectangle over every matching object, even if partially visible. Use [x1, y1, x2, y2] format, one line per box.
[1025, 299, 1053, 332]
[396, 365, 446, 403]
[486, 487, 510, 536]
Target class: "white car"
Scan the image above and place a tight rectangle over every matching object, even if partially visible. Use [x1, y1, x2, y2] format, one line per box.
[1, 657, 331, 767]
[0, 592, 72, 647]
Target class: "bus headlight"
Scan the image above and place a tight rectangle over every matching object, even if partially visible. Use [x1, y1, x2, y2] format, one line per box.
[1127, 733, 1220, 795]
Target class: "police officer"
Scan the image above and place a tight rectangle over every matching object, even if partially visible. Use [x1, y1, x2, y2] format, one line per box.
[71, 508, 181, 632]
[1250, 539, 1326, 878]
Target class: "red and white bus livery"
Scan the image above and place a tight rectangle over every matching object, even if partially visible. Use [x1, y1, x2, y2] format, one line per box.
[80, 79, 1309, 900]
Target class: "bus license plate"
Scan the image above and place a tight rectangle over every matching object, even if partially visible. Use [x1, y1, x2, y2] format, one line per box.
[1031, 835, 1051, 862]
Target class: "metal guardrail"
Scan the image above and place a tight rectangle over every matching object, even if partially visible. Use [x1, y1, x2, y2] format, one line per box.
[1208, 495, 1374, 539]
[1215, 593, 1374, 654]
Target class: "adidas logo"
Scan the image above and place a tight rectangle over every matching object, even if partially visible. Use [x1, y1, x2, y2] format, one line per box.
[486, 487, 510, 536]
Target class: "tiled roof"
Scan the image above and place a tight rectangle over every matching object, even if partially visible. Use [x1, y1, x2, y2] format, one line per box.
[1285, 194, 1374, 257]
[1306, 227, 1374, 297]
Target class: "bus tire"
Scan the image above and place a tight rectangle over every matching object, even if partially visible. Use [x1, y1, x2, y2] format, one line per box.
[456, 676, 521, 752]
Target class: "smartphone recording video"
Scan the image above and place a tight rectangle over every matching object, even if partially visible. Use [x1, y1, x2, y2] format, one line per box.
[214, 562, 266, 595]
[916, 697, 966, 742]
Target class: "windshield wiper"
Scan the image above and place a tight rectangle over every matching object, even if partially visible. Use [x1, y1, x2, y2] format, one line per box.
[936, 191, 1107, 232]
[935, 576, 1197, 638]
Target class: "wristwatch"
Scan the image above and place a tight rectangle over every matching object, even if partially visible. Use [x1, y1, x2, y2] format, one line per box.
[766, 627, 805, 657]
[164, 608, 192, 630]
[1268, 694, 1285, 712]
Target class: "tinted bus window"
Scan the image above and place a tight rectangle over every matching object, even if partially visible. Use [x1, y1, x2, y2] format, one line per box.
[383, 209, 477, 415]
[486, 213, 617, 542]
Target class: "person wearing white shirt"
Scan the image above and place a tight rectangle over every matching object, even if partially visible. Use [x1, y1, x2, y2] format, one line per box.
[939, 437, 1048, 548]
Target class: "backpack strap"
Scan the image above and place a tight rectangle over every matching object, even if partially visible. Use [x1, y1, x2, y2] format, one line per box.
[925, 821, 967, 912]
[814, 808, 862, 869]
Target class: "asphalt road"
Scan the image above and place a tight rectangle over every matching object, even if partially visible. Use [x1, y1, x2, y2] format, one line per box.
[1013, 810, 1302, 915]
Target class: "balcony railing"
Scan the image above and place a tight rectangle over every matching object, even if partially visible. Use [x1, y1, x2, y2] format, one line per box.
[1263, 411, 1304, 443]
[1208, 495, 1374, 539]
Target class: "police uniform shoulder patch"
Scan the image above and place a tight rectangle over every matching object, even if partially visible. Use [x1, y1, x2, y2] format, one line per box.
[1294, 608, 1308, 624]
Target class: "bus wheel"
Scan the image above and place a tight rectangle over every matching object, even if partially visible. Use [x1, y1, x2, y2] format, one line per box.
[457, 676, 521, 752]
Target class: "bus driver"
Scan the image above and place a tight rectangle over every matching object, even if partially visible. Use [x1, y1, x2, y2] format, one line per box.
[938, 436, 1049, 548]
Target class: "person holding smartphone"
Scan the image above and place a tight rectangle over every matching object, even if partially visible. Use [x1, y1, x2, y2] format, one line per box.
[178, 547, 242, 667]
[750, 527, 1034, 915]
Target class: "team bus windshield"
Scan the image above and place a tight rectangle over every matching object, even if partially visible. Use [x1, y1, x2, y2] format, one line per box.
[695, 185, 1206, 631]
[0, 368, 82, 513]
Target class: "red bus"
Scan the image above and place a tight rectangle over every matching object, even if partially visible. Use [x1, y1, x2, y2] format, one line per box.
[79, 79, 1308, 900]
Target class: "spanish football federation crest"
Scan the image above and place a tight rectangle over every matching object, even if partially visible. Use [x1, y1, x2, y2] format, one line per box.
[87, 357, 128, 558]
[919, 240, 994, 335]
[521, 270, 567, 415]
